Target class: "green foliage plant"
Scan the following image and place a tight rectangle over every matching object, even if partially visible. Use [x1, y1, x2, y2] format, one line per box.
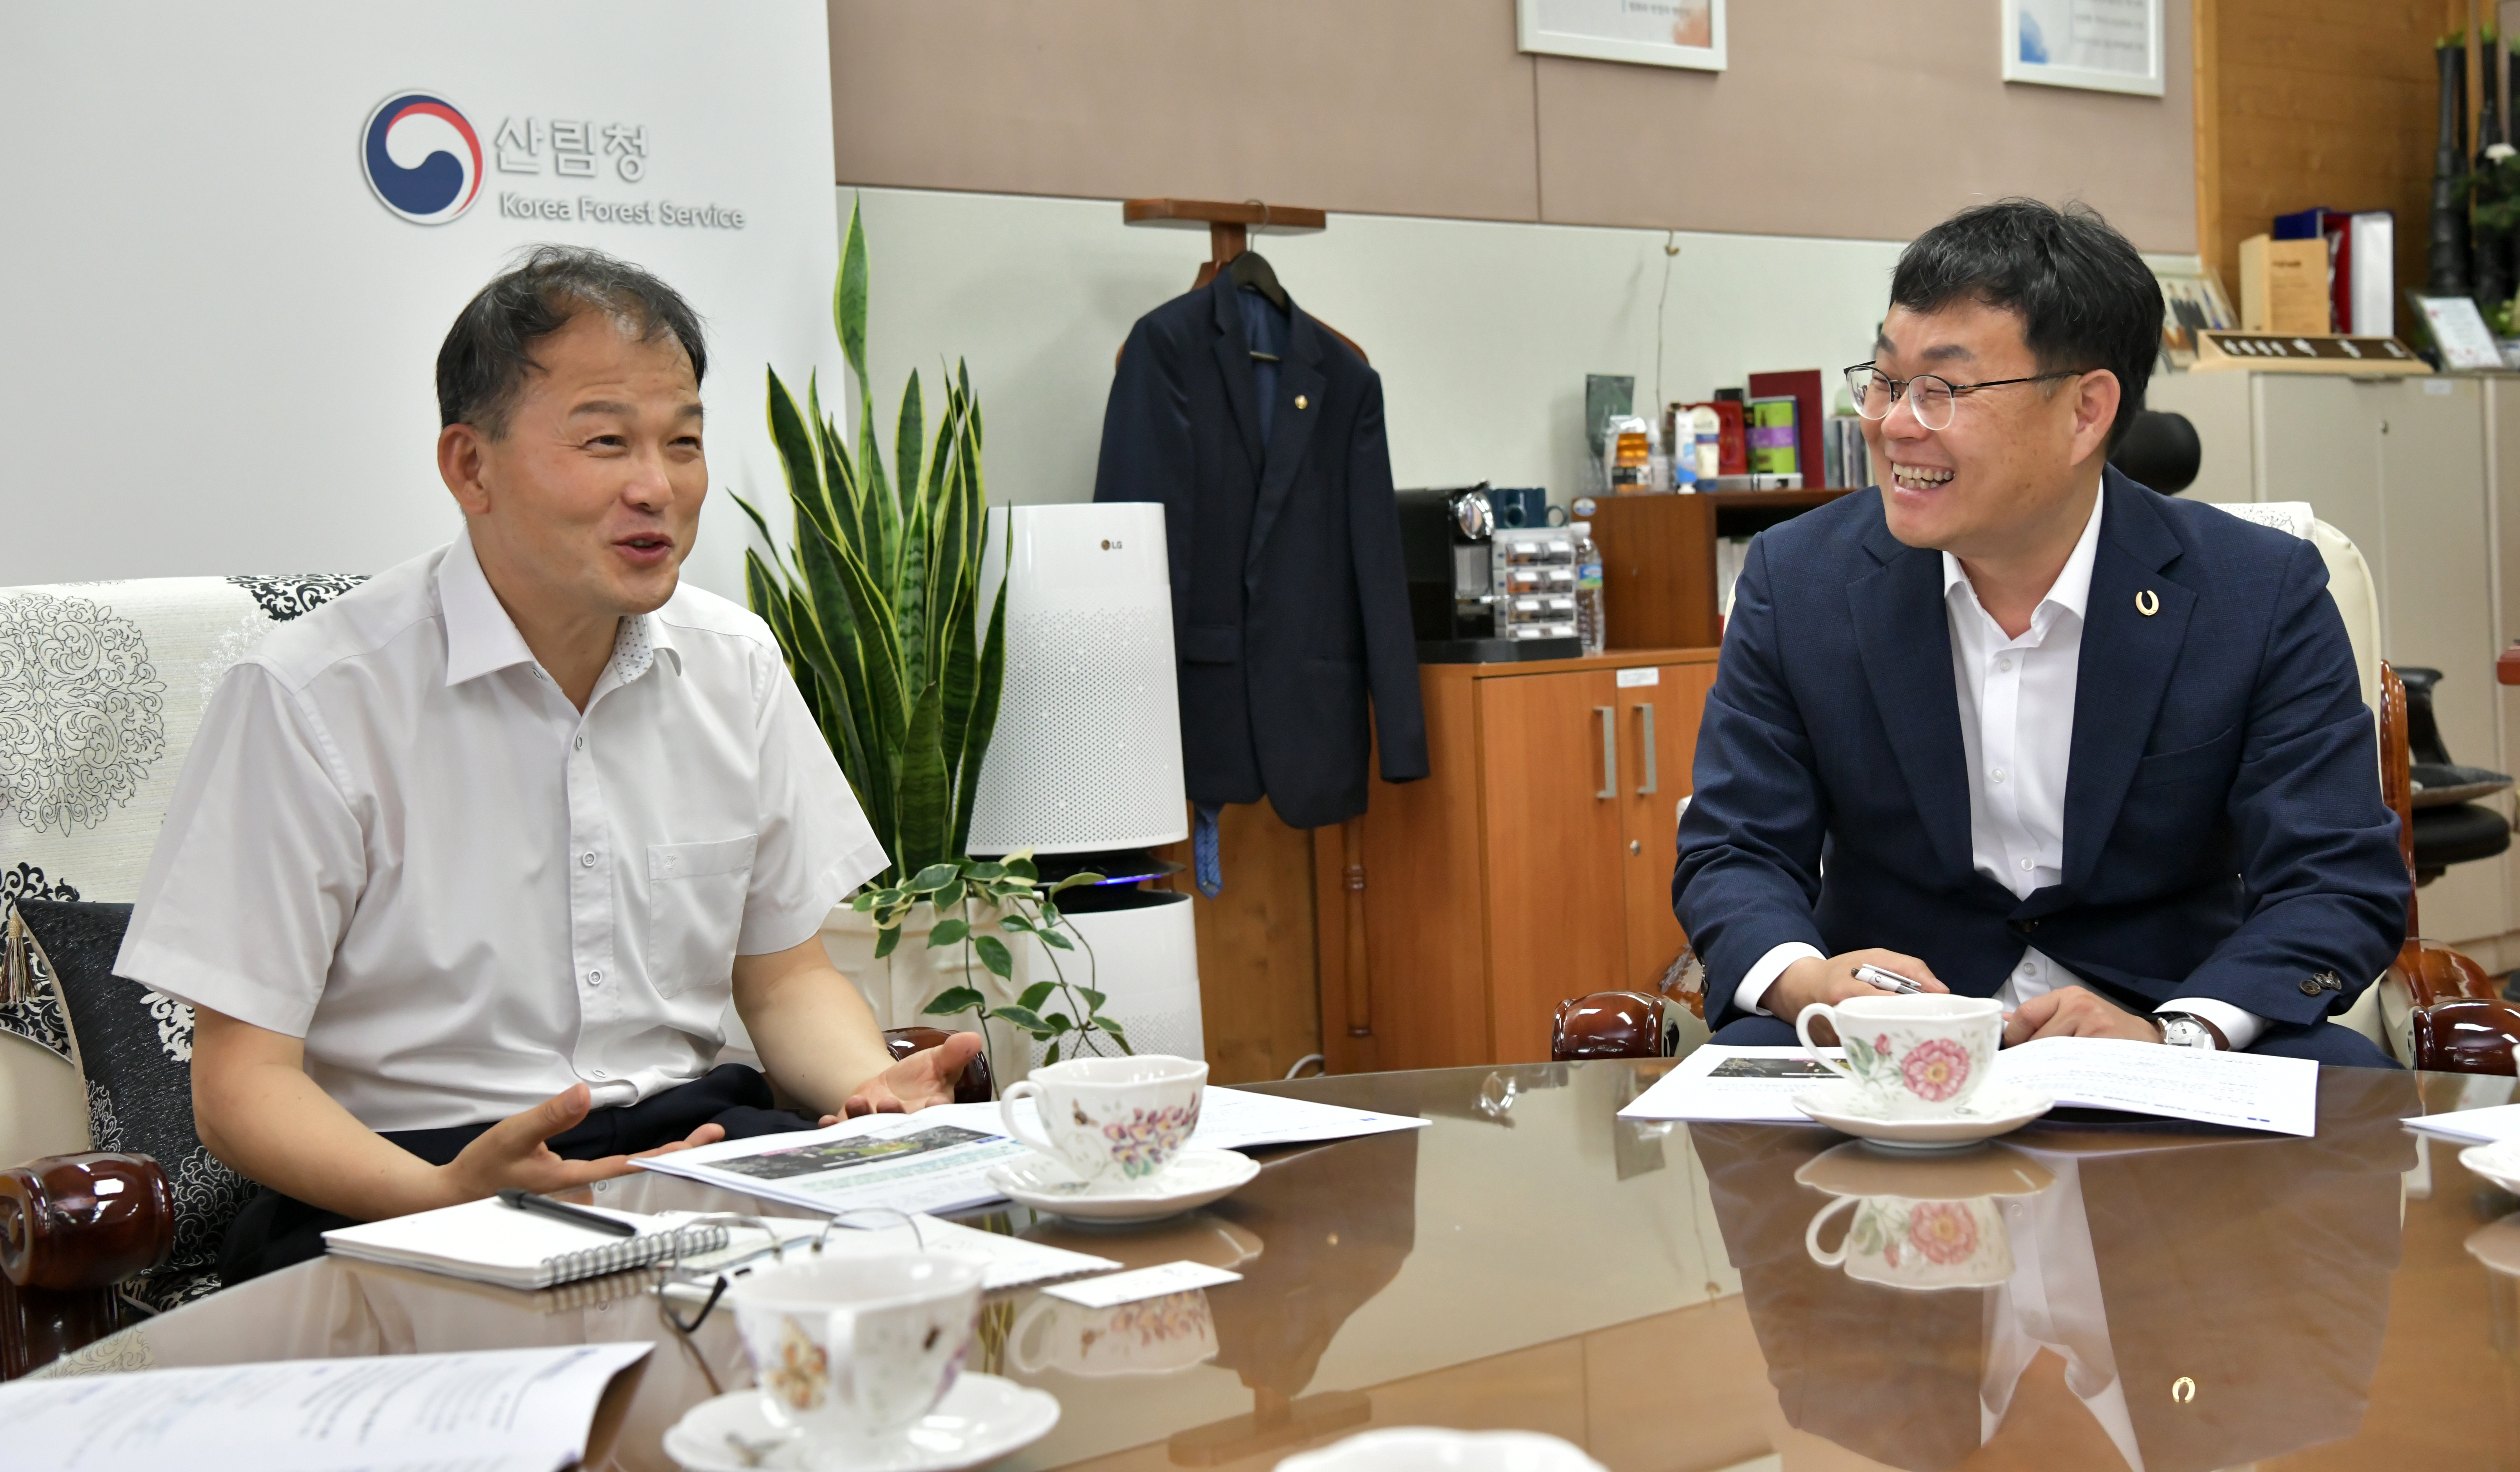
[735, 196, 1006, 885]
[851, 851, 1133, 1079]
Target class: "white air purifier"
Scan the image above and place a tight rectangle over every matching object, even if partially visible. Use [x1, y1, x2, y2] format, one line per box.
[967, 503, 1188, 853]
[966, 502, 1202, 1063]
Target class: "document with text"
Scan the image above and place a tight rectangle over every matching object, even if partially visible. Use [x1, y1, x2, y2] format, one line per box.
[635, 1086, 1425, 1218]
[0, 1341, 651, 1472]
[1621, 1037, 2319, 1136]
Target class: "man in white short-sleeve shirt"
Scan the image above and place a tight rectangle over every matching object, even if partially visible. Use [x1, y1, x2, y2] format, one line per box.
[119, 247, 980, 1281]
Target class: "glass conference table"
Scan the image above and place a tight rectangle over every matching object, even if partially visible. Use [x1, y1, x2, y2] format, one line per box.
[36, 1058, 2520, 1471]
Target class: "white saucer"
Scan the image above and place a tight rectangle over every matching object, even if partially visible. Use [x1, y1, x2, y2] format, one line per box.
[662, 1372, 1059, 1472]
[2463, 1140, 2520, 1195]
[1793, 1080, 2055, 1150]
[987, 1147, 1260, 1223]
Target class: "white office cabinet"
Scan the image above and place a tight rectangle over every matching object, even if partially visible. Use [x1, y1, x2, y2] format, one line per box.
[2147, 371, 2515, 961]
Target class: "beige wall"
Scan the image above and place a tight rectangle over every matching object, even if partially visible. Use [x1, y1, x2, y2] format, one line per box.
[830, 0, 2197, 252]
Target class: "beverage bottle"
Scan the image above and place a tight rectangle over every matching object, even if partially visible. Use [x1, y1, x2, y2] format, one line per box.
[1571, 521, 1606, 655]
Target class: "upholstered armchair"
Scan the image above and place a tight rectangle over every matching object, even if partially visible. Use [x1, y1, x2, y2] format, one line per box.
[1553, 508, 2520, 1073]
[0, 575, 985, 1377]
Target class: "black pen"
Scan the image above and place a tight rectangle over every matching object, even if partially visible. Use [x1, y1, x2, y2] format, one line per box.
[496, 1188, 637, 1237]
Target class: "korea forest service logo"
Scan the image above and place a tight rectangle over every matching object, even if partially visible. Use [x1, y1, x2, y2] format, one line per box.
[361, 92, 484, 224]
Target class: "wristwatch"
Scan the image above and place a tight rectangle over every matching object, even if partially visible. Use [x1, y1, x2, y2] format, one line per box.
[2155, 1013, 2218, 1050]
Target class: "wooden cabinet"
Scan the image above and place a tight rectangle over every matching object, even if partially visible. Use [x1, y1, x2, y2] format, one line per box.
[1588, 491, 1850, 649]
[1315, 649, 1716, 1072]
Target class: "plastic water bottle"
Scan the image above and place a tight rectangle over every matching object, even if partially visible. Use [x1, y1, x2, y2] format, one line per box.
[1571, 521, 1606, 655]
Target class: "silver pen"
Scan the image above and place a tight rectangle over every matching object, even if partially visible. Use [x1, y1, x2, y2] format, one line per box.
[1853, 963, 1926, 995]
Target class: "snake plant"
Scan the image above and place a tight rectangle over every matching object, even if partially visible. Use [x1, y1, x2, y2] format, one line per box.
[735, 198, 1007, 887]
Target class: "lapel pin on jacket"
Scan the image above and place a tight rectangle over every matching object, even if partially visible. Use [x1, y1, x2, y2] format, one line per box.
[2136, 589, 2161, 616]
[1295, 394, 1309, 410]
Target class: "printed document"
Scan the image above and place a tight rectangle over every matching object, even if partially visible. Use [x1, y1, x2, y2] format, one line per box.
[2404, 1100, 2520, 1146]
[1, 1341, 651, 1472]
[634, 1086, 1425, 1216]
[1621, 1037, 2319, 1137]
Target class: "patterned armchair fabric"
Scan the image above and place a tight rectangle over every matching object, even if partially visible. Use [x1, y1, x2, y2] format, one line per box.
[1, 574, 365, 1312]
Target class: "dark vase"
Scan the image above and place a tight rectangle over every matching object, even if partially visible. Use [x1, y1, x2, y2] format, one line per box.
[2480, 39, 2512, 313]
[2432, 38, 2474, 296]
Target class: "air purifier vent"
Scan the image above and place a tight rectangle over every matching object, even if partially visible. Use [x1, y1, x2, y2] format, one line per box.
[965, 503, 1188, 854]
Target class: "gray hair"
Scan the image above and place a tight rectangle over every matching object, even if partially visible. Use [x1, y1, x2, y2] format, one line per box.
[434, 244, 708, 438]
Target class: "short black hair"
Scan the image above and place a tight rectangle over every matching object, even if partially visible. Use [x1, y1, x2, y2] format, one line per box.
[1887, 199, 2161, 449]
[435, 244, 707, 438]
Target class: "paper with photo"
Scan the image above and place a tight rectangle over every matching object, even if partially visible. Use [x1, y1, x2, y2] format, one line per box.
[634, 1113, 1032, 1217]
[1622, 1037, 2318, 1137]
[636, 1085, 1426, 1219]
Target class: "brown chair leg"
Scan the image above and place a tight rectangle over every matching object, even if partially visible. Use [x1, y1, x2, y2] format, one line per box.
[0, 1275, 123, 1379]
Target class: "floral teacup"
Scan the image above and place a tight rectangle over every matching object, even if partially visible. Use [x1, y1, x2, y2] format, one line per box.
[1804, 1191, 2012, 1290]
[727, 1252, 986, 1458]
[1795, 1141, 2054, 1293]
[999, 1054, 1208, 1186]
[1794, 993, 2002, 1119]
[1010, 1287, 1220, 1376]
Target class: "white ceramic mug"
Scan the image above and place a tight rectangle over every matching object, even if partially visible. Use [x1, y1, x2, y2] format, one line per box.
[1009, 1287, 1219, 1377]
[999, 1054, 1208, 1185]
[1794, 993, 2003, 1119]
[1804, 1191, 2013, 1290]
[727, 1251, 986, 1454]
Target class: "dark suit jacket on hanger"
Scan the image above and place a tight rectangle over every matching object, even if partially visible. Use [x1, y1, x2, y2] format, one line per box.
[1095, 272, 1427, 829]
[1675, 469, 2406, 1031]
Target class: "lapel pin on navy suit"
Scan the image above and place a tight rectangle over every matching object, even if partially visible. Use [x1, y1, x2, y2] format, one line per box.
[2136, 589, 2161, 616]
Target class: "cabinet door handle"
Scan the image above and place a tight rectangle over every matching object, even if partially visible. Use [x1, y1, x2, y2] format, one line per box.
[1636, 703, 1658, 795]
[1595, 706, 1618, 800]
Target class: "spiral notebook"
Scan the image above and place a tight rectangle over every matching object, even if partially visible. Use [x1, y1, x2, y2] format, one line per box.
[322, 1196, 732, 1289]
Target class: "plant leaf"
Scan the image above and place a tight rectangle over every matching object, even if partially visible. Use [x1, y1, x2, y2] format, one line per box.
[1044, 1040, 1061, 1066]
[1079, 988, 1107, 1011]
[836, 196, 870, 386]
[1046, 1012, 1073, 1034]
[949, 554, 1008, 864]
[999, 914, 1036, 934]
[992, 1003, 1047, 1033]
[1016, 981, 1056, 1011]
[1038, 930, 1074, 951]
[927, 917, 971, 948]
[933, 877, 965, 911]
[923, 986, 988, 1016]
[873, 926, 902, 960]
[907, 862, 960, 893]
[895, 682, 953, 877]
[973, 934, 1014, 978]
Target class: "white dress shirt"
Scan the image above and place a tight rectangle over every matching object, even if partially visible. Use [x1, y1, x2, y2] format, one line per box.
[1982, 1152, 2146, 1472]
[1734, 494, 2264, 1049]
[118, 531, 887, 1131]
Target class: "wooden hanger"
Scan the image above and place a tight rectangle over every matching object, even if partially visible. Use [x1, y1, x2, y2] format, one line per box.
[1120, 197, 1366, 363]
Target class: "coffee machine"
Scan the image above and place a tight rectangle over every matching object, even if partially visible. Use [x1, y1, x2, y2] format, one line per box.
[1394, 484, 1582, 663]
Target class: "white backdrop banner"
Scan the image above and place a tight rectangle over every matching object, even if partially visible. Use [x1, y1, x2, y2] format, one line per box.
[2, 1, 843, 600]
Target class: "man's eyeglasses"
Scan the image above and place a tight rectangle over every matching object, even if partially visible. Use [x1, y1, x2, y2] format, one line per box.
[1842, 363, 2090, 432]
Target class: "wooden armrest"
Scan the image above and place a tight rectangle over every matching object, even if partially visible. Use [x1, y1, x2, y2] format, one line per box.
[2391, 937, 2502, 1008]
[881, 1027, 996, 1104]
[1552, 992, 1675, 1062]
[0, 1153, 174, 1291]
[2407, 998, 2520, 1076]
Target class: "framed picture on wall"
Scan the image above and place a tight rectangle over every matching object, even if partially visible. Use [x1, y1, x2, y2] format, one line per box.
[1515, 0, 1724, 72]
[2002, 0, 2164, 97]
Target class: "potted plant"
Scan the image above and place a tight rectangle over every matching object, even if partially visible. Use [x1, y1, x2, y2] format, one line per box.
[739, 199, 1130, 1083]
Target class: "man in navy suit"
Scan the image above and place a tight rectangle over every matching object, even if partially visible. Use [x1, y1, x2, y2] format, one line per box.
[1674, 200, 2404, 1065]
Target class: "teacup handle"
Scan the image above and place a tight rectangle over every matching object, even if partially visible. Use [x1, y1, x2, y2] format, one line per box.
[1006, 1292, 1060, 1374]
[1804, 1195, 1860, 1267]
[998, 1081, 1063, 1159]
[1793, 1003, 1860, 1082]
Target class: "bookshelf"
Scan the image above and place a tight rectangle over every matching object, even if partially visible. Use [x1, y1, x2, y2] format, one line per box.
[1587, 489, 1852, 649]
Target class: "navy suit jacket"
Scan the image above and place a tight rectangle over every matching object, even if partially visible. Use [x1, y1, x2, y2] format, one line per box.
[1674, 470, 2407, 1033]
